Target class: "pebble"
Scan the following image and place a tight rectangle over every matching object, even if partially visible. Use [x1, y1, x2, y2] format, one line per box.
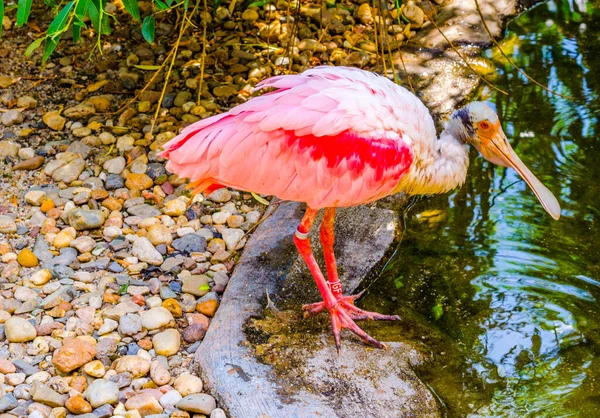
[141, 307, 174, 330]
[174, 374, 203, 396]
[125, 393, 163, 416]
[1, 109, 24, 126]
[52, 338, 96, 373]
[84, 379, 119, 408]
[5, 316, 37, 342]
[17, 248, 38, 267]
[152, 329, 181, 356]
[181, 275, 210, 297]
[68, 209, 106, 230]
[43, 111, 66, 131]
[176, 394, 216, 414]
[112, 356, 151, 378]
[132, 237, 163, 266]
[0, 215, 17, 233]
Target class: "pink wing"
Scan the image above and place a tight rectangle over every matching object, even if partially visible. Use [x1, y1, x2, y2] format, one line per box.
[161, 66, 434, 208]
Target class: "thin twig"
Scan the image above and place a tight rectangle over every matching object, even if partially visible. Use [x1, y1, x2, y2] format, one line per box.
[473, 0, 573, 100]
[379, 1, 399, 84]
[196, 0, 209, 105]
[420, 6, 508, 95]
[151, 6, 194, 133]
[372, 0, 386, 74]
[111, 48, 175, 115]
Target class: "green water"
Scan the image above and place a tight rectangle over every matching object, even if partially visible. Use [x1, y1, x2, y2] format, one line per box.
[362, 1, 600, 416]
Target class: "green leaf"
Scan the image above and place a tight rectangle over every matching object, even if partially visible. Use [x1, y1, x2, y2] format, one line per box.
[154, 0, 168, 10]
[118, 283, 129, 295]
[72, 0, 91, 42]
[251, 192, 269, 205]
[141, 15, 155, 44]
[198, 284, 211, 292]
[247, 0, 266, 7]
[132, 64, 160, 70]
[42, 1, 75, 64]
[24, 36, 44, 56]
[0, 0, 4, 38]
[122, 0, 140, 20]
[16, 0, 32, 26]
[89, 0, 110, 34]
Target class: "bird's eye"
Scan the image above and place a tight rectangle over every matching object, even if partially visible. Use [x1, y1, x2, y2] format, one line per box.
[479, 121, 490, 130]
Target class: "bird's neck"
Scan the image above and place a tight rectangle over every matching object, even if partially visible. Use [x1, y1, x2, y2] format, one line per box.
[396, 128, 470, 196]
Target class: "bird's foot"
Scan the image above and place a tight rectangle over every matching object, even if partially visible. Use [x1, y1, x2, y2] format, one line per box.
[301, 292, 400, 351]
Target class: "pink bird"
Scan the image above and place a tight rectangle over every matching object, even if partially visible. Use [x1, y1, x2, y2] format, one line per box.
[161, 66, 560, 351]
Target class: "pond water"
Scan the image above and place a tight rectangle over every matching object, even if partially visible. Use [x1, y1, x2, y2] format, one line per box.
[362, 0, 600, 416]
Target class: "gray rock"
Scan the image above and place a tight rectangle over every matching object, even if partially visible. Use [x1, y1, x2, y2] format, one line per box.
[176, 394, 216, 414]
[127, 204, 161, 218]
[12, 359, 38, 376]
[172, 234, 207, 254]
[206, 188, 231, 203]
[104, 174, 124, 190]
[118, 313, 142, 336]
[30, 380, 66, 407]
[52, 158, 85, 183]
[132, 237, 163, 266]
[0, 393, 17, 412]
[51, 247, 78, 266]
[1, 109, 24, 126]
[92, 403, 114, 418]
[66, 141, 92, 159]
[103, 157, 126, 174]
[68, 209, 106, 230]
[83, 176, 104, 190]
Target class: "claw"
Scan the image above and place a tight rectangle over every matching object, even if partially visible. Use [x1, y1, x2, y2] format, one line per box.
[303, 293, 400, 350]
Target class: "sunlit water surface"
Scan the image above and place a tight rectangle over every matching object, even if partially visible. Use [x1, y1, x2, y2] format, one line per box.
[362, 1, 600, 416]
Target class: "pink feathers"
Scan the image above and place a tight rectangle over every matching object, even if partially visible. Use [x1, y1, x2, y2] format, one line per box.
[161, 66, 437, 208]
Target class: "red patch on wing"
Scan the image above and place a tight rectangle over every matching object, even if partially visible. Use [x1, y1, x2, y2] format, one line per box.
[286, 131, 413, 182]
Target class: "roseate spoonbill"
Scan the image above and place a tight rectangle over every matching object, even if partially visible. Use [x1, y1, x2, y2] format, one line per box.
[161, 66, 560, 351]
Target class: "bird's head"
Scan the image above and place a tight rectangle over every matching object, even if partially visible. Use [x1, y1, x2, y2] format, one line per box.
[447, 101, 561, 220]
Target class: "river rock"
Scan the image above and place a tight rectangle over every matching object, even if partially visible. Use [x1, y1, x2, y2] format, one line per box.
[52, 158, 85, 183]
[152, 329, 180, 356]
[64, 102, 95, 119]
[30, 381, 66, 407]
[68, 209, 106, 230]
[141, 307, 174, 330]
[125, 393, 163, 416]
[52, 338, 96, 373]
[84, 379, 119, 408]
[132, 237, 163, 266]
[1, 109, 23, 126]
[0, 215, 17, 233]
[176, 394, 216, 415]
[112, 355, 151, 378]
[173, 374, 203, 396]
[5, 316, 36, 342]
[43, 111, 66, 131]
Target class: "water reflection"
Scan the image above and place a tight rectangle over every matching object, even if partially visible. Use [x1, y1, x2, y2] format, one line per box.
[363, 0, 600, 416]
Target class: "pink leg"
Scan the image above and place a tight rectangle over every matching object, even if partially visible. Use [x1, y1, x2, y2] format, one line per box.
[294, 207, 400, 352]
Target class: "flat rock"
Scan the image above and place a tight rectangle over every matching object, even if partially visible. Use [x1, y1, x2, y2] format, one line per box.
[194, 202, 439, 418]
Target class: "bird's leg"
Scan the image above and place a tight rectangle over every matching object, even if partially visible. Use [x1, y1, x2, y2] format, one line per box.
[296, 207, 400, 351]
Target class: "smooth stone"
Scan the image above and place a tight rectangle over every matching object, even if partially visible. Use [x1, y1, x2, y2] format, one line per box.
[84, 379, 119, 408]
[30, 381, 66, 407]
[68, 209, 106, 230]
[132, 237, 163, 266]
[141, 307, 174, 330]
[152, 329, 180, 356]
[5, 316, 36, 342]
[176, 394, 216, 415]
[173, 374, 203, 396]
[172, 234, 207, 254]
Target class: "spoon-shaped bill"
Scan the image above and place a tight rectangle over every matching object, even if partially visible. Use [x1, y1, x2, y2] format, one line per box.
[479, 132, 561, 220]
